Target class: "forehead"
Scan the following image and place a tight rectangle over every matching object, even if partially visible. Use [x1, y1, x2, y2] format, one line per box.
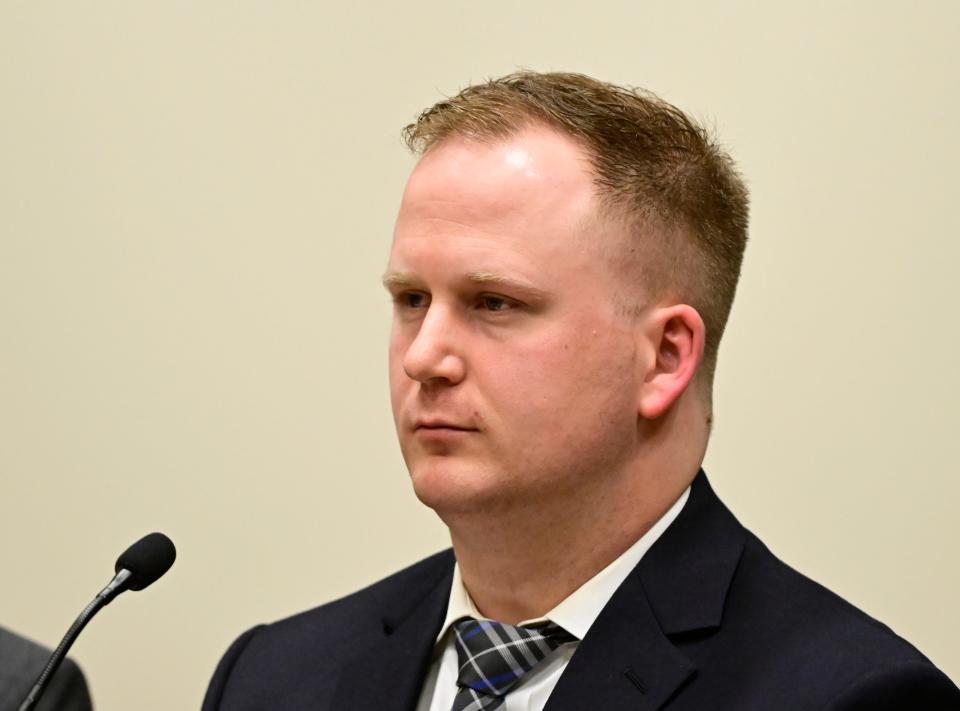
[395, 126, 600, 245]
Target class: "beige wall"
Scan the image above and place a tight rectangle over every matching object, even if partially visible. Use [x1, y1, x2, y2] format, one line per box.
[1, 2, 957, 708]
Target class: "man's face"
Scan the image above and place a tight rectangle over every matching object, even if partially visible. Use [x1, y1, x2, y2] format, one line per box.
[385, 126, 647, 516]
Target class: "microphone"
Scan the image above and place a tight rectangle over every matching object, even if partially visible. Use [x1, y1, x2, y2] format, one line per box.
[18, 532, 176, 711]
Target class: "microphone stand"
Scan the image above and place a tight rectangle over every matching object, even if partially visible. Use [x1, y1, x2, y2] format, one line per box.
[18, 569, 132, 711]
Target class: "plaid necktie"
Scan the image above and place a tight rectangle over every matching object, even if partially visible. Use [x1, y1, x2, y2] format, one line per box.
[450, 618, 576, 711]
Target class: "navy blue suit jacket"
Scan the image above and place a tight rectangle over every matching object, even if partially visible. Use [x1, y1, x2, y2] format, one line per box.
[202, 471, 960, 710]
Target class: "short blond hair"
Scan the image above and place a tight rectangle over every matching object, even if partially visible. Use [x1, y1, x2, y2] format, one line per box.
[403, 71, 749, 397]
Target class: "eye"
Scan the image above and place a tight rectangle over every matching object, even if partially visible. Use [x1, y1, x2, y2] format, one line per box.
[394, 291, 430, 309]
[478, 294, 515, 312]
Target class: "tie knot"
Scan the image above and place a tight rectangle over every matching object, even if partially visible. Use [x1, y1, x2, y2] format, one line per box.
[452, 618, 576, 703]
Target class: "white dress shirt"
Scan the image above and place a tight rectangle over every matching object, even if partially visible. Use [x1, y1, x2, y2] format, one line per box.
[416, 486, 690, 711]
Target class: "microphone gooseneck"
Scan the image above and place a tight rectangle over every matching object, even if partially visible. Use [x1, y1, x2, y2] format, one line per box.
[17, 533, 176, 711]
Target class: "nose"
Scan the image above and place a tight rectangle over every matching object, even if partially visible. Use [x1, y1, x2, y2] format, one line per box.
[402, 305, 466, 385]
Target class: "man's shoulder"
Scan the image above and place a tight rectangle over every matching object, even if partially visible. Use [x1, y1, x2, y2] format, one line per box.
[236, 548, 452, 657]
[714, 528, 956, 704]
[659, 471, 940, 670]
[201, 549, 454, 710]
[639, 472, 958, 706]
[736, 530, 929, 661]
[265, 547, 454, 643]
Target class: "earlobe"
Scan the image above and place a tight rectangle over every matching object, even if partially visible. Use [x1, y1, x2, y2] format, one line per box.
[637, 305, 705, 420]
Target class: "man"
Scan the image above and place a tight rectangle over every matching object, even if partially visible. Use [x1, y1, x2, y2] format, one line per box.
[201, 72, 960, 710]
[0, 626, 93, 711]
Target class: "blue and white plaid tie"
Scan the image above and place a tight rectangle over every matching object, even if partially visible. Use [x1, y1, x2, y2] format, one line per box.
[450, 618, 576, 711]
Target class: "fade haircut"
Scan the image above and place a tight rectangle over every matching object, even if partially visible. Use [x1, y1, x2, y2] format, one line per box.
[402, 71, 749, 403]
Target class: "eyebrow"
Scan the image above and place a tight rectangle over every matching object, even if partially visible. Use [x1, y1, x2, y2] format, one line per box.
[381, 270, 546, 298]
[381, 271, 419, 290]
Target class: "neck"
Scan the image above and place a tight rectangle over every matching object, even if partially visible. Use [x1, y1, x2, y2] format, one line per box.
[445, 399, 708, 624]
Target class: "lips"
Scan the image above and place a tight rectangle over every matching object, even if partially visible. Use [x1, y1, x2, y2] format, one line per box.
[414, 421, 477, 431]
[413, 417, 478, 432]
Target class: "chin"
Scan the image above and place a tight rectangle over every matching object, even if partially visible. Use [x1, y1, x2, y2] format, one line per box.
[407, 458, 506, 515]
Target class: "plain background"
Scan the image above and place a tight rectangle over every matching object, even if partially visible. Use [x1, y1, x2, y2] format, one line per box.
[1, 2, 957, 709]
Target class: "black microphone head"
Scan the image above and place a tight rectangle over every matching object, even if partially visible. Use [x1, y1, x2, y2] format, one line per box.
[114, 532, 176, 591]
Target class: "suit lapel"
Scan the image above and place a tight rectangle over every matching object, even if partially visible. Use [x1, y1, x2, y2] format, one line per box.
[546, 470, 746, 711]
[636, 470, 746, 637]
[545, 570, 696, 711]
[329, 555, 454, 711]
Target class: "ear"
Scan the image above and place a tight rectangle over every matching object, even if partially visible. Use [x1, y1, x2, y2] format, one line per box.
[637, 304, 706, 420]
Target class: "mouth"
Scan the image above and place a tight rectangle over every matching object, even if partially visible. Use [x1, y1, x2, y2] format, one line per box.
[412, 418, 479, 437]
[414, 422, 477, 432]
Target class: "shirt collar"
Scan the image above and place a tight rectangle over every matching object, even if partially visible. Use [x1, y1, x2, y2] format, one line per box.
[436, 485, 691, 642]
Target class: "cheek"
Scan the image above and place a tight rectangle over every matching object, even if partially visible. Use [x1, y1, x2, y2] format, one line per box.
[495, 329, 637, 428]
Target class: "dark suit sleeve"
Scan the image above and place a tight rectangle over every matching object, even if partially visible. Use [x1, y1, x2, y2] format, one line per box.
[201, 626, 265, 711]
[823, 660, 960, 710]
[34, 657, 93, 711]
